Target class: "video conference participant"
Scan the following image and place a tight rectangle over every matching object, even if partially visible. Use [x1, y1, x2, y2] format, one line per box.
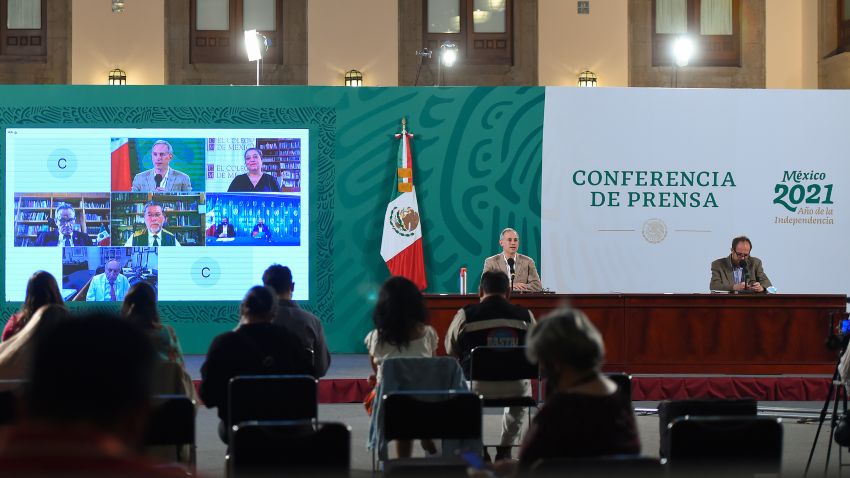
[131, 140, 192, 192]
[124, 201, 181, 247]
[86, 260, 131, 302]
[483, 228, 542, 292]
[227, 147, 280, 192]
[710, 235, 772, 293]
[34, 204, 91, 247]
[216, 217, 235, 238]
[252, 217, 271, 242]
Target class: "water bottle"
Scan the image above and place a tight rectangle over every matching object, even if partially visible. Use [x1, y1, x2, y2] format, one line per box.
[459, 267, 467, 295]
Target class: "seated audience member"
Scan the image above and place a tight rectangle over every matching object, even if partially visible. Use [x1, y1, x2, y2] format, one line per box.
[2, 271, 64, 342]
[120, 282, 194, 398]
[445, 270, 535, 461]
[216, 217, 235, 238]
[86, 259, 131, 302]
[252, 217, 272, 242]
[263, 264, 331, 377]
[0, 314, 184, 476]
[0, 304, 69, 380]
[506, 308, 641, 473]
[364, 276, 439, 458]
[200, 286, 314, 443]
[34, 204, 91, 247]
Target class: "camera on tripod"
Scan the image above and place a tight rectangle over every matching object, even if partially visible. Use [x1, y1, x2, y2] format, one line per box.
[825, 312, 850, 352]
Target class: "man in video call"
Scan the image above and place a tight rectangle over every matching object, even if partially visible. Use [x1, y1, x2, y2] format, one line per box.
[216, 217, 235, 238]
[131, 140, 192, 192]
[710, 235, 772, 293]
[482, 228, 542, 292]
[125, 201, 181, 247]
[35, 204, 91, 247]
[86, 259, 131, 302]
[251, 217, 271, 242]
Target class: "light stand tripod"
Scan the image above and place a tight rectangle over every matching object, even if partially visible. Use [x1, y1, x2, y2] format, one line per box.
[805, 333, 850, 477]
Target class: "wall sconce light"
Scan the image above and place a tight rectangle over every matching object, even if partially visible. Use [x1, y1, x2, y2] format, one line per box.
[344, 69, 363, 87]
[108, 67, 127, 85]
[112, 0, 125, 13]
[578, 69, 597, 87]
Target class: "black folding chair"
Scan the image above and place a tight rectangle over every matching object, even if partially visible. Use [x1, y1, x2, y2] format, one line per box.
[531, 455, 664, 478]
[230, 420, 350, 478]
[658, 398, 757, 458]
[667, 416, 783, 476]
[379, 391, 482, 474]
[143, 394, 196, 474]
[226, 375, 318, 444]
[605, 372, 632, 408]
[469, 346, 539, 455]
[0, 380, 26, 426]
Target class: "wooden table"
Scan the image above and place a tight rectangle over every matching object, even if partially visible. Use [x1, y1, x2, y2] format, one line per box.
[425, 293, 846, 374]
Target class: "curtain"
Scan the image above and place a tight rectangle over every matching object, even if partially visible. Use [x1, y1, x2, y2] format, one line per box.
[701, 0, 733, 35]
[656, 0, 687, 34]
[7, 0, 40, 29]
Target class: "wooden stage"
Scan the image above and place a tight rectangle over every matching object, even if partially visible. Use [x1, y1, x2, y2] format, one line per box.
[425, 293, 847, 375]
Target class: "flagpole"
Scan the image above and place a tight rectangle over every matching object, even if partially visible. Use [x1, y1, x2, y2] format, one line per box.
[401, 117, 406, 135]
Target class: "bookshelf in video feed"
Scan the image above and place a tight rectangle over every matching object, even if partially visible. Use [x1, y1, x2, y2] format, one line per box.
[4, 128, 310, 303]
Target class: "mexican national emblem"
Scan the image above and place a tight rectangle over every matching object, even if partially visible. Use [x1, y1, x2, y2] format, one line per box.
[389, 206, 420, 237]
[642, 218, 667, 244]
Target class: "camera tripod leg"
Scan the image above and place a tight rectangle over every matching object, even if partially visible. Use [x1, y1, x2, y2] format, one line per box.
[805, 368, 839, 477]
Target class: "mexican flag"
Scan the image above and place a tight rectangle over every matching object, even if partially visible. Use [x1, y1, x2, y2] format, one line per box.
[380, 124, 427, 290]
[111, 137, 132, 191]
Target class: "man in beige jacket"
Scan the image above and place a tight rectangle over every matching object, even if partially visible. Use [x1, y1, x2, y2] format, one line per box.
[482, 228, 542, 292]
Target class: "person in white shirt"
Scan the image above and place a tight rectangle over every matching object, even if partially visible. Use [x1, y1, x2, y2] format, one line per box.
[86, 260, 131, 302]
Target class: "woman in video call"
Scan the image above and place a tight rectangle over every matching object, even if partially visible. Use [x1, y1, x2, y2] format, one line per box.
[227, 147, 281, 192]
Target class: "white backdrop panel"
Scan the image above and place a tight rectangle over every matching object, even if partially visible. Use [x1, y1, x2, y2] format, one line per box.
[541, 87, 850, 294]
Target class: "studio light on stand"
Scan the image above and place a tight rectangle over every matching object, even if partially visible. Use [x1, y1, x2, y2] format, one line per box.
[672, 36, 694, 88]
[413, 48, 432, 86]
[437, 41, 458, 86]
[244, 29, 269, 86]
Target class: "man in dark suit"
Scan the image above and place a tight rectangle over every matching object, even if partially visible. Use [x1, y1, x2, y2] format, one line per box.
[710, 235, 772, 293]
[215, 217, 235, 238]
[34, 204, 91, 247]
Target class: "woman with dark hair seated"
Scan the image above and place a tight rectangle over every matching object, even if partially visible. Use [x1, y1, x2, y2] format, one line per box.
[121, 282, 194, 401]
[2, 271, 64, 342]
[364, 276, 439, 458]
[489, 307, 641, 476]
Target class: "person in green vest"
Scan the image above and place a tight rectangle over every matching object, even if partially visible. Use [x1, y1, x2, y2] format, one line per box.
[123, 201, 180, 247]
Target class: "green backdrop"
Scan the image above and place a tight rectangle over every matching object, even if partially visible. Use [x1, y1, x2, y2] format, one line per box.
[0, 85, 544, 353]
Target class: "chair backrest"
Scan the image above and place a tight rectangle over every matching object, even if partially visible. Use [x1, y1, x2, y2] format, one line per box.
[227, 374, 318, 429]
[383, 391, 481, 442]
[469, 346, 538, 381]
[658, 398, 757, 458]
[531, 455, 664, 478]
[230, 420, 350, 477]
[667, 416, 782, 471]
[144, 394, 195, 446]
[605, 373, 632, 407]
[0, 380, 26, 426]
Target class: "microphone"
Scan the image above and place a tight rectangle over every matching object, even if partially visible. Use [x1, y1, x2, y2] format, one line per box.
[154, 174, 163, 188]
[742, 259, 750, 284]
[507, 257, 516, 288]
